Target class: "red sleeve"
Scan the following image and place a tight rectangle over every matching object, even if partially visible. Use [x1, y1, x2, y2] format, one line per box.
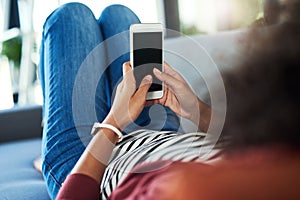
[108, 160, 196, 200]
[56, 174, 100, 200]
[108, 151, 300, 200]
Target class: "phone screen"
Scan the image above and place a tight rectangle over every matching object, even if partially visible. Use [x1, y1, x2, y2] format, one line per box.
[133, 32, 162, 92]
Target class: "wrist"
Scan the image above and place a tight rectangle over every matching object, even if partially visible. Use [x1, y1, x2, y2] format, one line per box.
[103, 115, 122, 132]
[91, 123, 120, 144]
[189, 97, 202, 124]
[198, 99, 211, 132]
[91, 116, 124, 143]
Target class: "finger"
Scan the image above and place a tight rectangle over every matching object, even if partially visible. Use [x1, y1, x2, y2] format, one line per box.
[153, 68, 182, 91]
[133, 75, 152, 100]
[119, 64, 136, 95]
[145, 98, 161, 107]
[160, 85, 169, 104]
[122, 62, 135, 84]
[145, 100, 155, 107]
[145, 85, 168, 106]
[122, 62, 132, 75]
[164, 62, 185, 82]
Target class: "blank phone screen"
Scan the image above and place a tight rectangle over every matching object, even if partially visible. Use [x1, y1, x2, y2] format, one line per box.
[133, 32, 162, 92]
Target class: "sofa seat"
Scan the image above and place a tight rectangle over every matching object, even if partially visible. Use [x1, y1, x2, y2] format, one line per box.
[0, 139, 50, 200]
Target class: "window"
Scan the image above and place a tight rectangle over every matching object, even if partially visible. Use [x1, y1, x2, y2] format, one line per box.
[178, 0, 264, 35]
[0, 0, 164, 110]
[1, 0, 266, 110]
[33, 0, 164, 34]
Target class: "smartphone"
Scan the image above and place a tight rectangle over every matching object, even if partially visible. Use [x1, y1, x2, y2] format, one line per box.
[130, 23, 164, 100]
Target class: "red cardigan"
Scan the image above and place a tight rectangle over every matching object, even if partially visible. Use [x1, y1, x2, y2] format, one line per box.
[57, 147, 300, 200]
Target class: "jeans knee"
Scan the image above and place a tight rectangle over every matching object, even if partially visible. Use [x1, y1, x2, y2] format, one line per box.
[43, 2, 94, 34]
[101, 4, 139, 21]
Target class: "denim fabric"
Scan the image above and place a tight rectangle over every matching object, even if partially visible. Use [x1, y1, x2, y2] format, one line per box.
[39, 3, 180, 199]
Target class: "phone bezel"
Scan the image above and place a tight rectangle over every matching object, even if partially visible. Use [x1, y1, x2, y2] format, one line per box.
[130, 23, 164, 100]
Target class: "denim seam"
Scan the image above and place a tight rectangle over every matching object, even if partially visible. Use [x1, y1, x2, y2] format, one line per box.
[44, 159, 62, 188]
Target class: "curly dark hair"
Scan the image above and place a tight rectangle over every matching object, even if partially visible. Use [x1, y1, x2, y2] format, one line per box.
[222, 7, 300, 150]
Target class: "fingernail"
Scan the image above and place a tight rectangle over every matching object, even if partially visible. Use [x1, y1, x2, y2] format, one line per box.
[144, 75, 152, 82]
[153, 68, 161, 75]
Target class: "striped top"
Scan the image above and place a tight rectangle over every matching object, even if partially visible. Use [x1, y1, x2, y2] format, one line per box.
[101, 129, 220, 199]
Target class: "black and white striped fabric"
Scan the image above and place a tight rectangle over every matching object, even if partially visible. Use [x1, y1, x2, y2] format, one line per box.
[101, 129, 220, 199]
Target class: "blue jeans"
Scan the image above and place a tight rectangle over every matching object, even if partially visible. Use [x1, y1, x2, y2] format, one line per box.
[39, 3, 180, 199]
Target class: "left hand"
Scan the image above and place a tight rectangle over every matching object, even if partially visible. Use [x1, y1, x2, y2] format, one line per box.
[105, 62, 152, 131]
[148, 63, 201, 124]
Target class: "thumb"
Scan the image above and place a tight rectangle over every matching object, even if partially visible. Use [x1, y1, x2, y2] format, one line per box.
[134, 75, 152, 99]
[122, 62, 132, 76]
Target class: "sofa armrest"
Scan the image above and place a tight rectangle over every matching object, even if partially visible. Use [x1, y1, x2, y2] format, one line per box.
[0, 105, 42, 143]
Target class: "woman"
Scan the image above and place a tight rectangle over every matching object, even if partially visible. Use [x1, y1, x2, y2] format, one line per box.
[40, 2, 300, 200]
[40, 3, 211, 199]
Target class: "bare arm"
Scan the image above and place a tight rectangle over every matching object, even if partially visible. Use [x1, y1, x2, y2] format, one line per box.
[58, 62, 152, 195]
[70, 117, 119, 185]
[194, 99, 211, 133]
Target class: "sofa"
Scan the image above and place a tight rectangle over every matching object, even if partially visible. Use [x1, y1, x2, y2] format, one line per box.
[0, 29, 245, 199]
[0, 106, 50, 199]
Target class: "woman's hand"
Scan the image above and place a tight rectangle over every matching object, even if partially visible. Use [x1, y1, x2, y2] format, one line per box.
[70, 62, 151, 190]
[104, 62, 152, 131]
[151, 63, 211, 132]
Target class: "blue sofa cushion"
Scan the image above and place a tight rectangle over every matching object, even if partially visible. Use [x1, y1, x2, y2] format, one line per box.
[0, 139, 50, 200]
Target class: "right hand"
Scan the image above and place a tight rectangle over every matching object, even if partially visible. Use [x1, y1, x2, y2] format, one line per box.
[105, 62, 152, 131]
[150, 63, 202, 125]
